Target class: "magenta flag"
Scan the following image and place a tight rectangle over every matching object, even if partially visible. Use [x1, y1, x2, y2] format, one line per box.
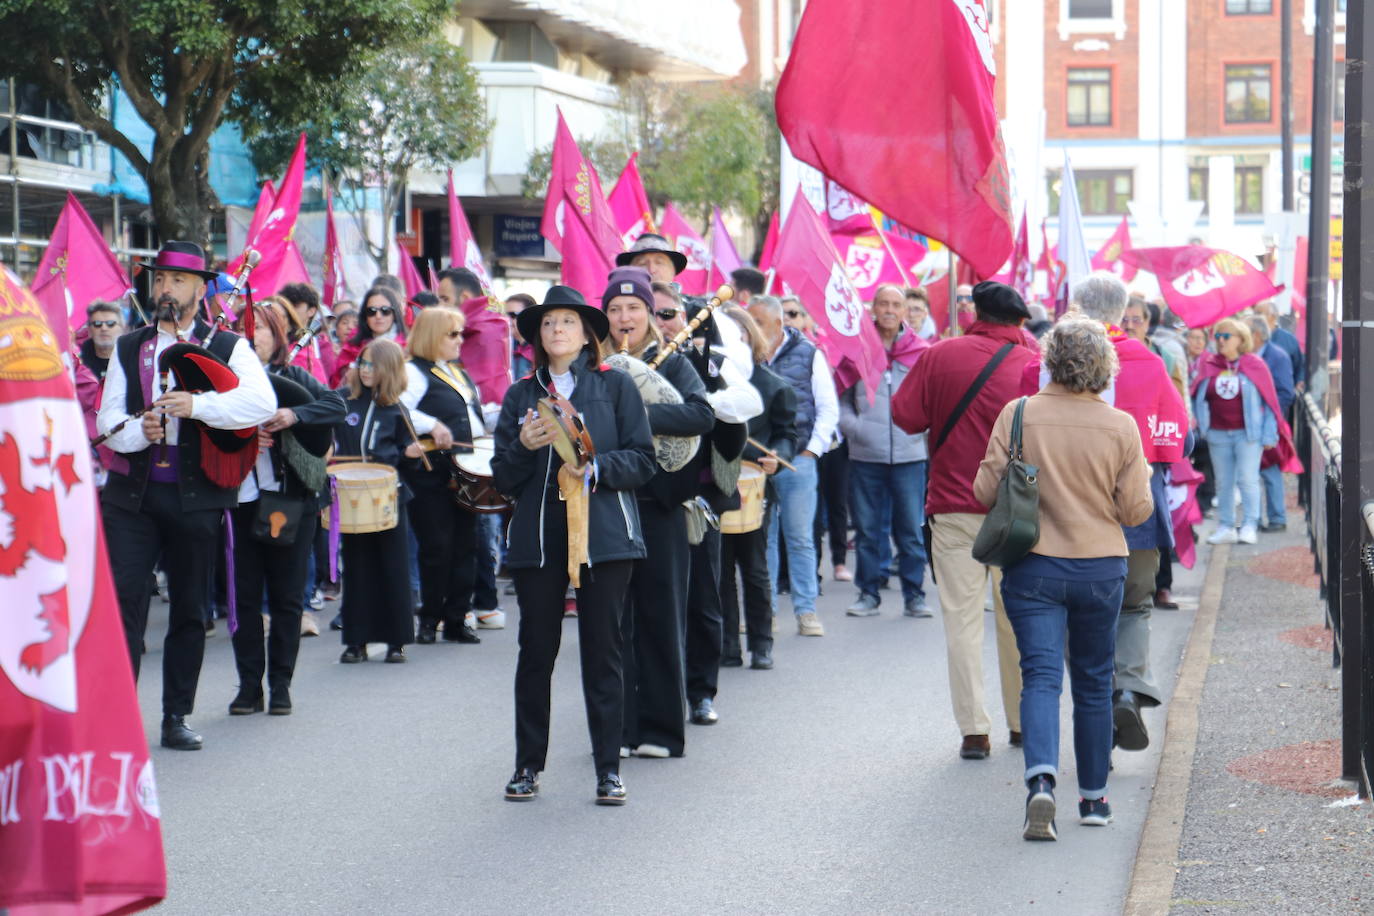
[30, 193, 132, 333]
[460, 295, 512, 404]
[777, 0, 1013, 278]
[539, 111, 621, 298]
[831, 226, 926, 302]
[322, 189, 344, 308]
[1091, 216, 1139, 282]
[606, 153, 656, 248]
[774, 188, 886, 401]
[1120, 246, 1282, 328]
[708, 207, 743, 291]
[1167, 459, 1205, 570]
[660, 203, 710, 296]
[394, 238, 426, 300]
[275, 239, 314, 292]
[448, 170, 492, 290]
[0, 270, 167, 915]
[758, 211, 782, 293]
[232, 133, 307, 297]
[823, 179, 873, 234]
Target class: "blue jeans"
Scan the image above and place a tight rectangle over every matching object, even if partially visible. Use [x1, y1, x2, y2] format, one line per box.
[1260, 464, 1287, 525]
[1207, 428, 1262, 528]
[766, 455, 819, 615]
[849, 459, 927, 603]
[1001, 567, 1123, 797]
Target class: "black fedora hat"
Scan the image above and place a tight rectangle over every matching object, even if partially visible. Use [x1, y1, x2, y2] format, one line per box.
[615, 232, 688, 276]
[516, 285, 611, 347]
[138, 240, 220, 281]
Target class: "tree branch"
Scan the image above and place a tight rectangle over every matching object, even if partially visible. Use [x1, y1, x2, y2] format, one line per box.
[34, 52, 150, 175]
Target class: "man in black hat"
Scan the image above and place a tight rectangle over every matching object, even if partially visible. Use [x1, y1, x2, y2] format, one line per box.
[97, 240, 277, 751]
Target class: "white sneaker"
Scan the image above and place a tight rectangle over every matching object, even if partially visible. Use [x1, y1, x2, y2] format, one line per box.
[1237, 525, 1258, 544]
[634, 743, 671, 758]
[1207, 527, 1238, 545]
[796, 612, 825, 637]
[476, 609, 506, 629]
[464, 611, 476, 629]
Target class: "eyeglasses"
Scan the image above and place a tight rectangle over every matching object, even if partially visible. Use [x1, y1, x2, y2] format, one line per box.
[1121, 316, 1146, 325]
[1213, 332, 1233, 341]
[446, 330, 462, 339]
[363, 306, 394, 317]
[357, 359, 373, 369]
[956, 295, 974, 303]
[89, 320, 119, 329]
[655, 309, 681, 321]
[785, 309, 803, 319]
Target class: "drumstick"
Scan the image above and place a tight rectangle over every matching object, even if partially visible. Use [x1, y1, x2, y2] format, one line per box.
[747, 437, 797, 472]
[416, 436, 478, 452]
[397, 409, 434, 472]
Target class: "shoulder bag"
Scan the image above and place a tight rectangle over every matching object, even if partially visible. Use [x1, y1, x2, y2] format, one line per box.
[971, 397, 1040, 568]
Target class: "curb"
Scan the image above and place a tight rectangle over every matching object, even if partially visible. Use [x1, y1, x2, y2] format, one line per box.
[1123, 542, 1230, 916]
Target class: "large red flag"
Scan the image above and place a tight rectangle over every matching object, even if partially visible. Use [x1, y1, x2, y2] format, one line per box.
[30, 193, 132, 334]
[275, 239, 314, 291]
[774, 188, 886, 401]
[0, 269, 166, 914]
[776, 0, 1013, 278]
[322, 189, 345, 309]
[1120, 246, 1282, 328]
[606, 153, 656, 249]
[660, 203, 710, 296]
[539, 111, 621, 299]
[460, 295, 512, 404]
[708, 207, 743, 291]
[1091, 216, 1139, 282]
[447, 171, 493, 291]
[232, 133, 306, 297]
[831, 227, 926, 301]
[824, 179, 873, 234]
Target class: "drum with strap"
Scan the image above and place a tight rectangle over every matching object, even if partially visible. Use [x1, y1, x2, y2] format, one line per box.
[327, 461, 399, 533]
[719, 461, 766, 534]
[449, 436, 510, 514]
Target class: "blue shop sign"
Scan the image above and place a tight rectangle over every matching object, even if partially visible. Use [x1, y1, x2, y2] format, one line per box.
[494, 215, 545, 258]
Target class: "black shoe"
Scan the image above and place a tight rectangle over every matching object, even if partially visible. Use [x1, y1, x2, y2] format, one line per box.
[1023, 774, 1057, 841]
[268, 686, 292, 716]
[720, 655, 744, 668]
[505, 768, 539, 801]
[161, 715, 203, 751]
[595, 773, 627, 806]
[750, 652, 773, 670]
[228, 686, 263, 716]
[385, 645, 407, 663]
[204, 618, 215, 634]
[329, 613, 343, 631]
[1010, 730, 1023, 748]
[416, 620, 438, 644]
[1261, 521, 1288, 532]
[690, 698, 718, 725]
[1112, 689, 1149, 751]
[340, 645, 366, 663]
[443, 623, 481, 644]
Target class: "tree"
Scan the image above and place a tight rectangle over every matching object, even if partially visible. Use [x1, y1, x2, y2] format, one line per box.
[245, 37, 490, 272]
[0, 0, 448, 249]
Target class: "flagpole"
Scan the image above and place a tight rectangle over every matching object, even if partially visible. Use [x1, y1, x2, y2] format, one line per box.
[869, 212, 913, 289]
[947, 249, 959, 337]
[122, 288, 148, 327]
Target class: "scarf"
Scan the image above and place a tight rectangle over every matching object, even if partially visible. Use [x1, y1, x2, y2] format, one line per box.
[1192, 352, 1302, 473]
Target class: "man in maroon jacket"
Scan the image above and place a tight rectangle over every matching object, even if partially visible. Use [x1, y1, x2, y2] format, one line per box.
[892, 281, 1039, 760]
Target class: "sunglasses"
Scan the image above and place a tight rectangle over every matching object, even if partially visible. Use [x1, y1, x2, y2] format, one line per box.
[363, 306, 394, 317]
[956, 295, 974, 303]
[785, 309, 803, 319]
[1213, 332, 1232, 341]
[446, 330, 462, 339]
[655, 309, 681, 321]
[89, 319, 119, 329]
[1121, 316, 1146, 325]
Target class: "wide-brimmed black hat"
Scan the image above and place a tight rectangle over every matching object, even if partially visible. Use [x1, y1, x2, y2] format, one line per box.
[515, 285, 611, 346]
[615, 233, 688, 276]
[138, 240, 220, 281]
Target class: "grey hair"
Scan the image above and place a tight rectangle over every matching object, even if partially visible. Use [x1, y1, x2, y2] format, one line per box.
[750, 295, 783, 320]
[1071, 271, 1129, 325]
[1245, 315, 1269, 343]
[1043, 317, 1119, 394]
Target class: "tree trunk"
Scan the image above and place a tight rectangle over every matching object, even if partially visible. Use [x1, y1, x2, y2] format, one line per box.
[147, 134, 215, 255]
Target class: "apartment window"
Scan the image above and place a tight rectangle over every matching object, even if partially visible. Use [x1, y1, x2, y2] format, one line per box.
[1225, 0, 1272, 13]
[489, 21, 558, 67]
[1066, 68, 1113, 126]
[1068, 0, 1113, 16]
[1235, 167, 1264, 214]
[1048, 169, 1133, 215]
[1188, 168, 1209, 216]
[1224, 64, 1272, 123]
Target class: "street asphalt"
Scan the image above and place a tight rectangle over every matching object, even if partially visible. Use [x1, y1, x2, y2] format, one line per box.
[137, 551, 1202, 915]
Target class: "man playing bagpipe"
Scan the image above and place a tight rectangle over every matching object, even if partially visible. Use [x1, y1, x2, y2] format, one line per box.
[96, 240, 277, 751]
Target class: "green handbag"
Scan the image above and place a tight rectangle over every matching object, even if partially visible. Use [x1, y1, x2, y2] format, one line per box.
[972, 397, 1040, 568]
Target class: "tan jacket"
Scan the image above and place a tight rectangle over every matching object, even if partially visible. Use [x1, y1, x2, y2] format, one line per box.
[974, 383, 1154, 559]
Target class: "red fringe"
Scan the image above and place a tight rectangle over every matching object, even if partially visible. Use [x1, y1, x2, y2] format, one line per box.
[200, 428, 258, 488]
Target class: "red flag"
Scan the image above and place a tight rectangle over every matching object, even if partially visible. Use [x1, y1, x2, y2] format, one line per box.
[395, 238, 426, 300]
[1011, 211, 1034, 299]
[274, 239, 314, 291]
[30, 193, 132, 334]
[460, 296, 512, 404]
[758, 212, 782, 293]
[0, 270, 166, 914]
[774, 188, 886, 401]
[322, 189, 345, 309]
[1120, 246, 1282, 328]
[448, 171, 493, 291]
[831, 227, 926, 301]
[232, 132, 306, 298]
[660, 203, 710, 296]
[539, 111, 621, 298]
[923, 272, 952, 335]
[427, 261, 440, 292]
[708, 207, 743, 291]
[1167, 459, 1205, 570]
[777, 0, 1013, 278]
[823, 179, 873, 234]
[606, 153, 656, 248]
[240, 181, 277, 258]
[1090, 216, 1139, 282]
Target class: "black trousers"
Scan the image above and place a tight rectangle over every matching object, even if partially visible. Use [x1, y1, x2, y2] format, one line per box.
[340, 520, 414, 647]
[1156, 545, 1174, 592]
[685, 528, 723, 704]
[720, 525, 773, 661]
[229, 501, 316, 692]
[623, 500, 689, 755]
[407, 482, 479, 626]
[815, 441, 851, 567]
[103, 482, 219, 716]
[1192, 439, 1215, 516]
[512, 509, 633, 778]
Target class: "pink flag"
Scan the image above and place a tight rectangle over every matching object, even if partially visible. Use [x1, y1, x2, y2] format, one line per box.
[461, 296, 513, 404]
[824, 179, 873, 234]
[322, 189, 345, 308]
[1120, 246, 1283, 328]
[1167, 459, 1205, 570]
[1091, 216, 1139, 282]
[606, 153, 656, 248]
[427, 261, 440, 292]
[30, 193, 132, 333]
[539, 111, 621, 299]
[758, 212, 782, 293]
[708, 207, 743, 291]
[1011, 211, 1034, 299]
[395, 238, 426, 299]
[0, 271, 167, 914]
[774, 188, 886, 401]
[274, 239, 313, 291]
[232, 133, 307, 298]
[660, 203, 711, 296]
[830, 227, 926, 301]
[448, 170, 492, 291]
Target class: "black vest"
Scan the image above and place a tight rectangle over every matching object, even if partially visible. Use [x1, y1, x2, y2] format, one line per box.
[100, 321, 246, 514]
[406, 357, 476, 487]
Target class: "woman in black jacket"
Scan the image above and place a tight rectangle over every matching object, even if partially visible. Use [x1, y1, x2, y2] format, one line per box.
[229, 304, 346, 715]
[493, 285, 655, 806]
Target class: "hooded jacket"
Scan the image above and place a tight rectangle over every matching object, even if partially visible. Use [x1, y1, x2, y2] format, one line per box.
[839, 323, 930, 464]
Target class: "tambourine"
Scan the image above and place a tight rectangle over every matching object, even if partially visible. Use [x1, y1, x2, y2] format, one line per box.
[536, 396, 595, 470]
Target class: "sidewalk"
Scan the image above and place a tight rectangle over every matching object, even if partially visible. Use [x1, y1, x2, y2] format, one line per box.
[1127, 514, 1374, 915]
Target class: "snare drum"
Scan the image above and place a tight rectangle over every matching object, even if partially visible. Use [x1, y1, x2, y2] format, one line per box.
[328, 462, 399, 533]
[450, 437, 510, 514]
[719, 461, 766, 535]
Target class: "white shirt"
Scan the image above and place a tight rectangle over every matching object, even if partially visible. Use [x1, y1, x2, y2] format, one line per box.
[402, 361, 486, 438]
[549, 368, 576, 399]
[97, 325, 278, 455]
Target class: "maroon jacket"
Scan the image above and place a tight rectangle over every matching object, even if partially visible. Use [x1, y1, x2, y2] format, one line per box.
[892, 321, 1039, 516]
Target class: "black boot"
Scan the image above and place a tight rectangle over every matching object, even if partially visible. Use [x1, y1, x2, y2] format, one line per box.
[268, 684, 292, 716]
[416, 618, 439, 644]
[161, 715, 203, 751]
[228, 684, 264, 715]
[1112, 689, 1149, 751]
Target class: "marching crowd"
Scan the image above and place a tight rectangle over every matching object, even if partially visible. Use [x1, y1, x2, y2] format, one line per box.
[76, 232, 1301, 831]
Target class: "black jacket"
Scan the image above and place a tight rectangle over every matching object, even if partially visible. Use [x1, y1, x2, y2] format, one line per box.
[404, 356, 477, 491]
[742, 363, 799, 465]
[637, 346, 715, 509]
[332, 389, 414, 504]
[492, 352, 656, 570]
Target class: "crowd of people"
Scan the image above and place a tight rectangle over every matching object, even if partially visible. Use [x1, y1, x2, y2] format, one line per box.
[76, 233, 1303, 829]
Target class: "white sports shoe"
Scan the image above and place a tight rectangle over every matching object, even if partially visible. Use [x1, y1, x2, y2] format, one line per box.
[634, 743, 671, 758]
[1207, 527, 1238, 545]
[1237, 525, 1258, 544]
[476, 609, 506, 629]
